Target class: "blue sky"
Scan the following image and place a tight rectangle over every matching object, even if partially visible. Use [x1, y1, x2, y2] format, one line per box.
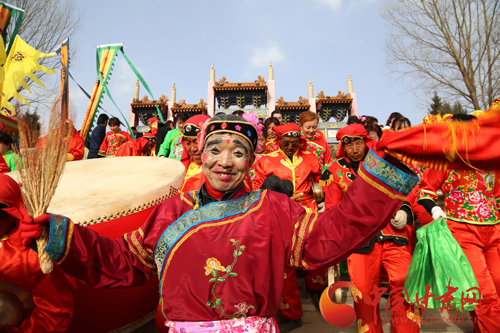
[41, 0, 428, 128]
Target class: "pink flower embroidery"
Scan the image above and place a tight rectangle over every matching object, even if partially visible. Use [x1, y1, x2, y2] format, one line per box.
[475, 201, 492, 220]
[234, 302, 250, 314]
[448, 190, 464, 205]
[235, 125, 241, 131]
[467, 191, 482, 205]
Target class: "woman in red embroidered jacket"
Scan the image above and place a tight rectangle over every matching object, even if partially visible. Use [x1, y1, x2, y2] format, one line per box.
[19, 114, 428, 332]
[417, 114, 500, 333]
[299, 111, 333, 171]
[98, 117, 132, 157]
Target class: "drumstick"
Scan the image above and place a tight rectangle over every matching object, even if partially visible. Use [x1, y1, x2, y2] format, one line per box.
[15, 100, 72, 274]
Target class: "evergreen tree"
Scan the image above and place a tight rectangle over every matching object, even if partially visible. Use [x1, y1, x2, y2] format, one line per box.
[429, 91, 442, 115]
[428, 92, 468, 115]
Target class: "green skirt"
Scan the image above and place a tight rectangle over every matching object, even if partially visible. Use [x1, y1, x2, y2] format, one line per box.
[404, 218, 481, 311]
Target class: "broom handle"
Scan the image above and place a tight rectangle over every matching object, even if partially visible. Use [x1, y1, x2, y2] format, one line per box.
[36, 224, 53, 274]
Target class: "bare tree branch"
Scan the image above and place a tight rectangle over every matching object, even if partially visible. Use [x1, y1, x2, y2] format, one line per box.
[381, 0, 500, 111]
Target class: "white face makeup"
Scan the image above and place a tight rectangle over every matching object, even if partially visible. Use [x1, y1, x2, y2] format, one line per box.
[202, 133, 255, 192]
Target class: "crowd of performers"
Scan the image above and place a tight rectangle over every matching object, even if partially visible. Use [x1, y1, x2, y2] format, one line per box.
[0, 103, 499, 333]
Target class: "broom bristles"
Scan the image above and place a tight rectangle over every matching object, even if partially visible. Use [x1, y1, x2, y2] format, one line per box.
[14, 99, 73, 274]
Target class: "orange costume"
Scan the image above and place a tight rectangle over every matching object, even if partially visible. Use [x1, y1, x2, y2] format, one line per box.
[252, 123, 323, 322]
[37, 120, 84, 162]
[67, 123, 84, 161]
[303, 130, 333, 170]
[98, 130, 131, 157]
[321, 124, 420, 332]
[177, 115, 211, 194]
[0, 174, 75, 333]
[116, 133, 156, 157]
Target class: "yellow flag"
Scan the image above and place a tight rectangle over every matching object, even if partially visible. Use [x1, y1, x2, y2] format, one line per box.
[0, 35, 56, 112]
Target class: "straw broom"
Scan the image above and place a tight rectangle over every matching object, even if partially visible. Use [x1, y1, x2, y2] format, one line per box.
[15, 101, 73, 274]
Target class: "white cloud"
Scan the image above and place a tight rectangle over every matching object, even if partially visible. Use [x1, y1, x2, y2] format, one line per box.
[248, 43, 285, 69]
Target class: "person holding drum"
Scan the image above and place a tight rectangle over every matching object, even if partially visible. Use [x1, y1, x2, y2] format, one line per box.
[0, 174, 75, 333]
[21, 113, 420, 332]
[178, 114, 211, 193]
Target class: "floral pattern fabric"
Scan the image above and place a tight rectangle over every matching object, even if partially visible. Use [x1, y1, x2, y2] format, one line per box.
[418, 169, 500, 224]
[264, 137, 278, 153]
[165, 316, 277, 333]
[303, 131, 333, 171]
[98, 131, 131, 157]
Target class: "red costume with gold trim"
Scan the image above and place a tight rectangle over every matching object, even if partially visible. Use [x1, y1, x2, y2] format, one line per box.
[252, 123, 324, 320]
[321, 124, 420, 332]
[98, 131, 131, 157]
[418, 168, 500, 332]
[303, 130, 333, 170]
[67, 123, 84, 162]
[0, 174, 75, 333]
[29, 147, 419, 329]
[179, 162, 205, 193]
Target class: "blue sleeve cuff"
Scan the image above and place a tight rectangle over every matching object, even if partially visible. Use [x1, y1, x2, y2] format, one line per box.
[362, 149, 419, 195]
[44, 213, 71, 262]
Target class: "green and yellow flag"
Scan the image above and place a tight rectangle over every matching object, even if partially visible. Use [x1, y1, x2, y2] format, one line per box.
[0, 35, 56, 112]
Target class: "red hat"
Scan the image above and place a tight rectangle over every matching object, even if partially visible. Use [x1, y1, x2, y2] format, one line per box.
[181, 115, 211, 170]
[336, 124, 375, 159]
[273, 123, 307, 146]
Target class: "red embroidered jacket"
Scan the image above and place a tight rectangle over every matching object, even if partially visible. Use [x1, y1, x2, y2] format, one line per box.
[418, 169, 500, 224]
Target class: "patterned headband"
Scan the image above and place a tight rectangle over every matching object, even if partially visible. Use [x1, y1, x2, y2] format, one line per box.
[183, 124, 201, 138]
[340, 135, 364, 145]
[204, 120, 258, 152]
[282, 131, 301, 138]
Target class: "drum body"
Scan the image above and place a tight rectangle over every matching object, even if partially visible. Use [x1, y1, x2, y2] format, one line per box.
[8, 157, 184, 333]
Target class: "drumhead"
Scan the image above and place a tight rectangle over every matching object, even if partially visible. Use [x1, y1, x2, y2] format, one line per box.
[8, 157, 184, 226]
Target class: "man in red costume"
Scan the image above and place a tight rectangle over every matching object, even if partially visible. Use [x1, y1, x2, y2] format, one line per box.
[321, 124, 420, 332]
[251, 123, 325, 332]
[116, 132, 156, 157]
[418, 114, 500, 332]
[178, 115, 211, 193]
[20, 113, 421, 333]
[0, 174, 75, 333]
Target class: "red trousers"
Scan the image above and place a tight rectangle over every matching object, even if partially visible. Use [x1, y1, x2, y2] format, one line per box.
[448, 221, 500, 333]
[347, 242, 420, 333]
[279, 267, 327, 320]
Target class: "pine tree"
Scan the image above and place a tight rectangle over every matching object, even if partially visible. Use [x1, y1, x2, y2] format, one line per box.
[429, 92, 442, 115]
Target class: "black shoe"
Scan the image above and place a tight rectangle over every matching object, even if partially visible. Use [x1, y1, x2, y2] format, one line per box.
[278, 319, 303, 333]
[306, 287, 323, 309]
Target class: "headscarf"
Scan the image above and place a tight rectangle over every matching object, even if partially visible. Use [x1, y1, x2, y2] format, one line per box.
[132, 132, 156, 155]
[149, 118, 160, 137]
[0, 174, 29, 222]
[272, 123, 307, 147]
[335, 124, 375, 159]
[181, 115, 211, 170]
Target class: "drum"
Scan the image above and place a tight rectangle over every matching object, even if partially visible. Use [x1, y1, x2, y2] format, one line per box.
[7, 156, 184, 332]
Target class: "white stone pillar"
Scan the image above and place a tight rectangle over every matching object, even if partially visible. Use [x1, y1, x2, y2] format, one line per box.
[207, 64, 216, 117]
[267, 62, 275, 116]
[308, 78, 316, 112]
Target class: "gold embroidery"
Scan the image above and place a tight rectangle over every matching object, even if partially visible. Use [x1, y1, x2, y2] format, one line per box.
[57, 221, 74, 265]
[124, 234, 156, 269]
[132, 231, 154, 260]
[137, 228, 145, 238]
[292, 210, 312, 266]
[180, 192, 193, 207]
[300, 259, 309, 269]
[358, 169, 407, 201]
